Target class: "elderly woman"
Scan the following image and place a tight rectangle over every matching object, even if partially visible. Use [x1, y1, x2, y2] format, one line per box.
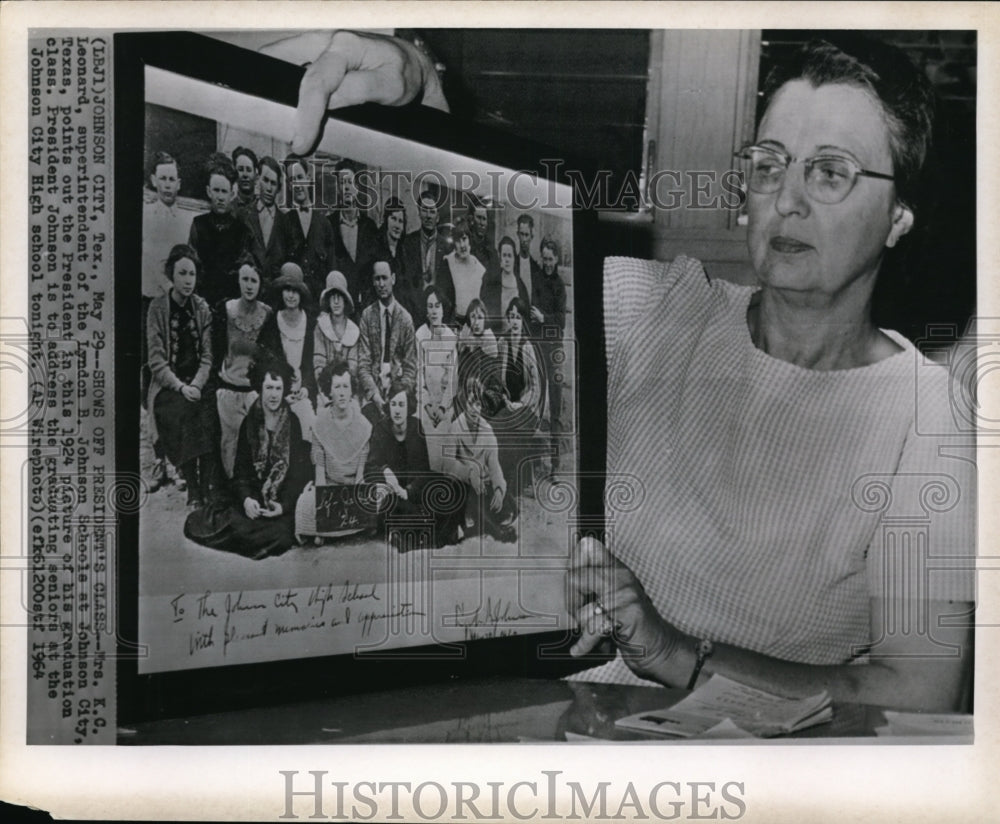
[313, 270, 360, 383]
[211, 254, 273, 478]
[566, 36, 973, 712]
[184, 358, 310, 559]
[365, 381, 464, 548]
[257, 262, 317, 417]
[480, 235, 530, 334]
[414, 284, 458, 471]
[294, 359, 373, 542]
[442, 218, 485, 324]
[146, 244, 215, 506]
[253, 29, 973, 713]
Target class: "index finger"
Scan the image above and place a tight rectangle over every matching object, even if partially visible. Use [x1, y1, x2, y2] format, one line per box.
[569, 535, 612, 571]
[293, 50, 351, 153]
[566, 536, 614, 614]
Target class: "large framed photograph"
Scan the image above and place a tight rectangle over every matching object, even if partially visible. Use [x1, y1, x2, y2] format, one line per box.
[1, 5, 990, 821]
[115, 33, 603, 720]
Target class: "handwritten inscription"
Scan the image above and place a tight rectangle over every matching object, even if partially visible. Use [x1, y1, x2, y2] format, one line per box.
[451, 597, 533, 641]
[169, 582, 393, 656]
[154, 582, 549, 671]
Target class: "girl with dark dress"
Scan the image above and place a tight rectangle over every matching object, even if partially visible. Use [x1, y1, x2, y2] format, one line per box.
[480, 235, 530, 334]
[365, 382, 464, 548]
[184, 358, 310, 559]
[146, 244, 216, 506]
[492, 297, 547, 497]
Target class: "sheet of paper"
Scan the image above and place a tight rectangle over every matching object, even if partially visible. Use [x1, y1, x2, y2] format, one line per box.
[664, 675, 830, 733]
[616, 675, 832, 739]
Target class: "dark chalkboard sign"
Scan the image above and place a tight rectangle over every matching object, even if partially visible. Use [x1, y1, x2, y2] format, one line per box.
[314, 484, 377, 535]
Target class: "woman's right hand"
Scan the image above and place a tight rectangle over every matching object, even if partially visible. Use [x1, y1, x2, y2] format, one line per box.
[567, 537, 687, 685]
[180, 384, 200, 402]
[260, 30, 449, 154]
[244, 497, 262, 520]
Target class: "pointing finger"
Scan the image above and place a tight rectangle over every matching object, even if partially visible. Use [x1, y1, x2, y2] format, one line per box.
[293, 50, 350, 153]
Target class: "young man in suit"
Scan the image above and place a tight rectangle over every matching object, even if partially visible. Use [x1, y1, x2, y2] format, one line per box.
[401, 189, 454, 321]
[468, 199, 498, 277]
[533, 237, 568, 468]
[328, 159, 380, 313]
[242, 155, 289, 293]
[357, 259, 417, 423]
[515, 213, 542, 314]
[188, 157, 252, 306]
[284, 155, 338, 301]
[231, 146, 259, 216]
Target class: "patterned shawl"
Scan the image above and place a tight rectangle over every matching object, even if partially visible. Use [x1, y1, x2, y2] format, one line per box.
[245, 399, 292, 508]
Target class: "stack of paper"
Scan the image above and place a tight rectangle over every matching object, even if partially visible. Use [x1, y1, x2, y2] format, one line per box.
[875, 711, 973, 738]
[615, 675, 832, 739]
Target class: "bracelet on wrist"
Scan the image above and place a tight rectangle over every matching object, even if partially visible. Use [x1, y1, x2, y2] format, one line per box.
[686, 638, 715, 690]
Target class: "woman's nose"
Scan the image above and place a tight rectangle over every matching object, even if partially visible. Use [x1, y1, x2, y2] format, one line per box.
[774, 162, 811, 218]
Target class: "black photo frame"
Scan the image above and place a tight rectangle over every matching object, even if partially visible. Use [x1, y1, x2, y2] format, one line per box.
[113, 31, 606, 727]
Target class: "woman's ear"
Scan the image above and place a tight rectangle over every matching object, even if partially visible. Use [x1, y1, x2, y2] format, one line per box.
[886, 203, 914, 248]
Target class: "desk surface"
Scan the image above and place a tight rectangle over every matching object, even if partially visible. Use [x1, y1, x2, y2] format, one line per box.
[121, 677, 900, 744]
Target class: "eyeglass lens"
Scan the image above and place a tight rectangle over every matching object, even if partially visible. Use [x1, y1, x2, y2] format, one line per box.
[744, 150, 857, 204]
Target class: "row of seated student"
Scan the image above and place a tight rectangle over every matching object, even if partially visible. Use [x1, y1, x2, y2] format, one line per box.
[148, 244, 559, 556]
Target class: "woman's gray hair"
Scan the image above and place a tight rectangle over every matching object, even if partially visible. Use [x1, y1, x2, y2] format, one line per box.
[761, 34, 935, 211]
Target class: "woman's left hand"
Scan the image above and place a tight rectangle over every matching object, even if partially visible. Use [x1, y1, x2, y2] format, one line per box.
[180, 384, 200, 402]
[567, 537, 686, 683]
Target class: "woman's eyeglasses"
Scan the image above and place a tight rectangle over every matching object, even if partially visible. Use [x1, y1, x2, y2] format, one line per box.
[734, 145, 894, 205]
